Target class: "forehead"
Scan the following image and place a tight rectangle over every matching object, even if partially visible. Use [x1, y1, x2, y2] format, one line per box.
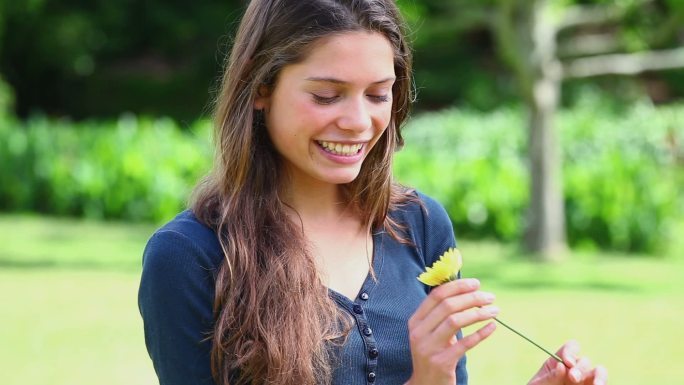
[281, 31, 395, 85]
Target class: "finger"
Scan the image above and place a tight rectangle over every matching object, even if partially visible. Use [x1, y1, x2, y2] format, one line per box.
[447, 321, 497, 358]
[529, 361, 566, 385]
[416, 290, 496, 336]
[592, 365, 608, 385]
[410, 279, 480, 323]
[576, 356, 593, 381]
[575, 361, 607, 385]
[565, 356, 592, 383]
[540, 353, 565, 373]
[428, 305, 499, 346]
[557, 340, 581, 367]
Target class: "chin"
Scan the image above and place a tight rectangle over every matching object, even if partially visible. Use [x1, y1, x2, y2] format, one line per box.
[320, 169, 362, 185]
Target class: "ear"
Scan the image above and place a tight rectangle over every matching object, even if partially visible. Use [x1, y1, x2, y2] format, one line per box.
[253, 85, 272, 110]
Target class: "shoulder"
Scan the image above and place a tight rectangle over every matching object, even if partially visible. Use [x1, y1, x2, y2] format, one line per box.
[138, 210, 220, 384]
[389, 189, 457, 264]
[141, 210, 223, 285]
[389, 189, 453, 234]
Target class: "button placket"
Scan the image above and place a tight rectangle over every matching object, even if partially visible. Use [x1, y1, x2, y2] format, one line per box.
[368, 348, 379, 359]
[351, 303, 378, 385]
[330, 240, 381, 385]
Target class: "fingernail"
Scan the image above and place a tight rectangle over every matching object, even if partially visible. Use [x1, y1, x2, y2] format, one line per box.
[467, 278, 480, 287]
[555, 362, 564, 373]
[484, 306, 499, 316]
[481, 292, 496, 302]
[570, 368, 581, 382]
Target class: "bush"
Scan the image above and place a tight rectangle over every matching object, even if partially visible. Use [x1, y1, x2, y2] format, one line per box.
[0, 76, 14, 118]
[1, 101, 682, 253]
[0, 114, 211, 222]
[395, 100, 684, 254]
[395, 108, 527, 241]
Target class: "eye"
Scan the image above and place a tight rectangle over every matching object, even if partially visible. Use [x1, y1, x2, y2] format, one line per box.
[312, 94, 339, 105]
[368, 94, 390, 103]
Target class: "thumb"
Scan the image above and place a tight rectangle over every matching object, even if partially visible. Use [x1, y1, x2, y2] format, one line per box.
[548, 362, 566, 383]
[530, 361, 565, 385]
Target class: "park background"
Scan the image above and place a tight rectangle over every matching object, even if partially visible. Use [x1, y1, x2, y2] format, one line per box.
[1, 0, 683, 384]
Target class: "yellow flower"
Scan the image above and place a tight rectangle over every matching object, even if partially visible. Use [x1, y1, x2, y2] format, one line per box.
[417, 247, 463, 286]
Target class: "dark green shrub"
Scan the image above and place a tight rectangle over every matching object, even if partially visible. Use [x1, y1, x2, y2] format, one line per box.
[395, 101, 684, 254]
[0, 114, 211, 222]
[1, 100, 681, 253]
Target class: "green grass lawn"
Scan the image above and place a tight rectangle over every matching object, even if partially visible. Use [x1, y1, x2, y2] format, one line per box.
[1, 214, 683, 385]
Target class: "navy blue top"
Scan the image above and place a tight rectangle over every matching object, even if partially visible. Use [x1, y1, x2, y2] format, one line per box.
[138, 191, 467, 385]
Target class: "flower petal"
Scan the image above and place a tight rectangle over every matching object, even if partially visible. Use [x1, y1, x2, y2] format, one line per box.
[417, 247, 463, 287]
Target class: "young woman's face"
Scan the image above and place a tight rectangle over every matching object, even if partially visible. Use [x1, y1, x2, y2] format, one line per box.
[256, 31, 395, 188]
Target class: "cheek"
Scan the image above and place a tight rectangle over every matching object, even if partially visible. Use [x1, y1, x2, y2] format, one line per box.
[287, 97, 331, 131]
[367, 109, 393, 149]
[374, 107, 393, 134]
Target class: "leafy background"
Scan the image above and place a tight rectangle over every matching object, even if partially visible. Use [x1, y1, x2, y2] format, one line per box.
[1, 1, 683, 384]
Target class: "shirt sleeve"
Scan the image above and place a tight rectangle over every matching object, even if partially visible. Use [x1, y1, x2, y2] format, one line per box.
[417, 192, 468, 385]
[138, 229, 219, 385]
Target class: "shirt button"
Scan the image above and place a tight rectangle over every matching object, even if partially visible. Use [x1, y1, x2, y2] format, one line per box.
[353, 304, 363, 314]
[363, 327, 372, 336]
[367, 372, 376, 382]
[360, 292, 369, 300]
[368, 348, 379, 359]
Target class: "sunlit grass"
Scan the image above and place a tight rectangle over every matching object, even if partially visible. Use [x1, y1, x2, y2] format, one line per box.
[0, 214, 156, 271]
[458, 240, 684, 385]
[1, 215, 683, 384]
[0, 269, 157, 385]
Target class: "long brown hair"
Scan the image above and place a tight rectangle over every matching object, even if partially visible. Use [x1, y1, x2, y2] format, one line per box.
[191, 1, 414, 384]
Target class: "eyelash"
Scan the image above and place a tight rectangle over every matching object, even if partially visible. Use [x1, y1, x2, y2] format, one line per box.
[312, 94, 390, 105]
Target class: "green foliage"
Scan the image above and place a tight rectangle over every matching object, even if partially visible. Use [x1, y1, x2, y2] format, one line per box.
[0, 76, 13, 117]
[0, 0, 243, 120]
[561, 99, 683, 253]
[1, 101, 682, 253]
[395, 108, 528, 241]
[0, 114, 212, 222]
[2, 0, 684, 118]
[395, 100, 684, 254]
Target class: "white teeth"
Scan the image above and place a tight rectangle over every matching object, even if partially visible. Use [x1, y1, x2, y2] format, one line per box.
[317, 141, 363, 156]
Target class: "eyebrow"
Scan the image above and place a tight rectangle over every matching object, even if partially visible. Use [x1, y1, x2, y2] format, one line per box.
[304, 76, 396, 85]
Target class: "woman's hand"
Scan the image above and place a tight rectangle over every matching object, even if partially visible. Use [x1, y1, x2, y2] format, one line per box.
[405, 278, 498, 385]
[528, 340, 608, 385]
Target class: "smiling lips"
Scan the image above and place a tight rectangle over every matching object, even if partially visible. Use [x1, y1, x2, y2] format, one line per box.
[316, 140, 365, 156]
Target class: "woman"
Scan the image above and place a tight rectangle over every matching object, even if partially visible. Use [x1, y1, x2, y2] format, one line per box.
[138, 1, 608, 384]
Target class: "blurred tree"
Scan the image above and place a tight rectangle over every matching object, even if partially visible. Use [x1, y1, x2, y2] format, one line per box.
[504, 0, 677, 259]
[397, 0, 514, 110]
[2, 0, 683, 120]
[400, 0, 684, 259]
[493, 0, 684, 259]
[0, 0, 244, 120]
[0, 0, 14, 116]
[1, 0, 683, 255]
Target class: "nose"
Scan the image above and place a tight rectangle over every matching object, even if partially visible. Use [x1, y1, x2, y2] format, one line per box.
[337, 97, 372, 133]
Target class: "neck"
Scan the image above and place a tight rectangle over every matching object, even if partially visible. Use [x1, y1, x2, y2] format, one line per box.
[280, 170, 355, 228]
[286, 181, 346, 222]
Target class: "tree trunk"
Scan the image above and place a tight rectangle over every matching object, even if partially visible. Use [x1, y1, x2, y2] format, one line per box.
[493, 0, 568, 259]
[525, 77, 566, 258]
[523, 1, 567, 259]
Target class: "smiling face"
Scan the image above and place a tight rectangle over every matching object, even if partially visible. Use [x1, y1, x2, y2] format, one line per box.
[255, 31, 396, 190]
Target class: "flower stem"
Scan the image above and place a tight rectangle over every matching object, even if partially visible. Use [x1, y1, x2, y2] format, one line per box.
[493, 317, 570, 368]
